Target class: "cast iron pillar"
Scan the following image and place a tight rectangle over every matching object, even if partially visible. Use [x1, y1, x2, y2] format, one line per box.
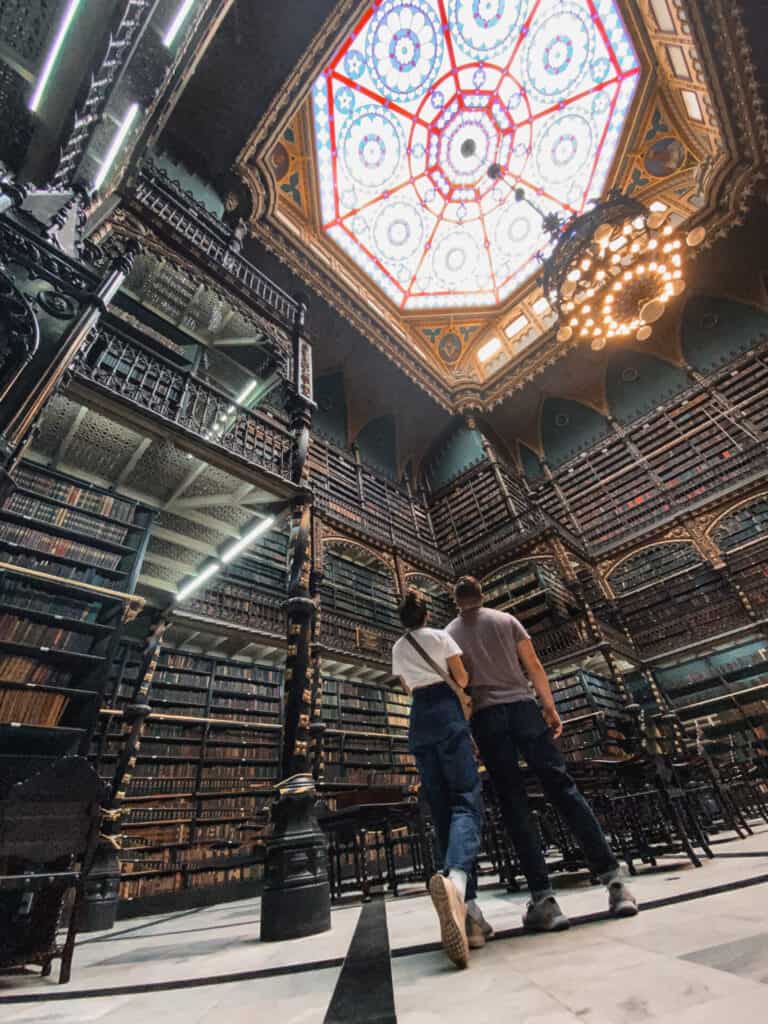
[79, 617, 169, 931]
[260, 298, 330, 941]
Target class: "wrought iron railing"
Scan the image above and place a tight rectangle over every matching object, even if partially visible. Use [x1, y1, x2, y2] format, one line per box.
[75, 324, 294, 481]
[131, 160, 299, 331]
[536, 619, 594, 664]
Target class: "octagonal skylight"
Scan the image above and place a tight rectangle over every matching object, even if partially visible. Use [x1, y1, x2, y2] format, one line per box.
[312, 0, 641, 310]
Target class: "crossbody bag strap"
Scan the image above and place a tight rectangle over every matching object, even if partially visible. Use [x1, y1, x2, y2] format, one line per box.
[404, 632, 470, 719]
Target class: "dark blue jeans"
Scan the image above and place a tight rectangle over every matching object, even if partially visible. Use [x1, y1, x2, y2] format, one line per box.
[409, 684, 483, 900]
[472, 700, 618, 897]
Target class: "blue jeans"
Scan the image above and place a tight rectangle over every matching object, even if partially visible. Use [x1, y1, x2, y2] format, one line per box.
[472, 700, 618, 897]
[409, 684, 483, 900]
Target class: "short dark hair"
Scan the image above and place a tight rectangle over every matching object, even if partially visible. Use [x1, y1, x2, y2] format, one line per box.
[399, 589, 428, 629]
[454, 576, 483, 603]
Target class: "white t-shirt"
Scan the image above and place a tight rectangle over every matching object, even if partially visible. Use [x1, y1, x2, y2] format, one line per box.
[391, 627, 463, 692]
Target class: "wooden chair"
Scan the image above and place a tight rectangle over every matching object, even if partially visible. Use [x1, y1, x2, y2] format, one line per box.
[0, 756, 107, 984]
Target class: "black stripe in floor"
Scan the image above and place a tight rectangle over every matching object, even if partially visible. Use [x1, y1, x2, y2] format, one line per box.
[324, 899, 396, 1024]
[3, 870, 768, 1006]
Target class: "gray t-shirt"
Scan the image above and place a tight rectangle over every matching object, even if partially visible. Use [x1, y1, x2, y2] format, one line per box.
[446, 607, 533, 712]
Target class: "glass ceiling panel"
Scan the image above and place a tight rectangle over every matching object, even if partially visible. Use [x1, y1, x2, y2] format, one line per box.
[312, 0, 641, 310]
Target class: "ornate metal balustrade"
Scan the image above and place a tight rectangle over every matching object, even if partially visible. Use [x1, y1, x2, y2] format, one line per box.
[130, 160, 299, 331]
[321, 611, 400, 665]
[536, 619, 595, 665]
[74, 324, 294, 482]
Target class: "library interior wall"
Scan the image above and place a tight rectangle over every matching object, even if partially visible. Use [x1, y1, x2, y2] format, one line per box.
[681, 296, 768, 373]
[426, 425, 486, 491]
[314, 372, 348, 448]
[605, 350, 690, 425]
[356, 415, 398, 481]
[540, 397, 612, 468]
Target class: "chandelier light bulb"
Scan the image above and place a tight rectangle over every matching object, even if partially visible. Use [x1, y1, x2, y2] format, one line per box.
[581, 258, 592, 270]
[567, 267, 581, 282]
[582, 304, 592, 313]
[672, 253, 682, 267]
[647, 238, 658, 250]
[594, 223, 613, 245]
[673, 269, 683, 279]
[611, 253, 622, 264]
[596, 270, 606, 281]
[662, 224, 674, 236]
[633, 216, 646, 230]
[687, 226, 707, 247]
[622, 221, 633, 236]
[623, 270, 632, 281]
[557, 325, 573, 342]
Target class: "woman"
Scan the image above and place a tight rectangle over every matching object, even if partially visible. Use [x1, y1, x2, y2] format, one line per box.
[391, 590, 491, 968]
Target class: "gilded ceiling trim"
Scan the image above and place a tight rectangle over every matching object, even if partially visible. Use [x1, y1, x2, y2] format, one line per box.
[231, 0, 763, 414]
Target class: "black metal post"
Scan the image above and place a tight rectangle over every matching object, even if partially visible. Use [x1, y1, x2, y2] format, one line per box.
[260, 298, 330, 941]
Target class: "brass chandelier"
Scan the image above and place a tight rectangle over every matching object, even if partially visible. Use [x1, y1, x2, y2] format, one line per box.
[516, 189, 706, 351]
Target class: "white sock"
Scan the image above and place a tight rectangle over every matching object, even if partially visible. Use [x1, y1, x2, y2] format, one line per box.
[448, 868, 467, 901]
[466, 899, 483, 922]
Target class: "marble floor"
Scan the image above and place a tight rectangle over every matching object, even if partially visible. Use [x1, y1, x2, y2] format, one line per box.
[1, 827, 767, 1023]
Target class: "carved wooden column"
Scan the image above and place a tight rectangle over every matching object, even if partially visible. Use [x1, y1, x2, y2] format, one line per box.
[261, 297, 331, 941]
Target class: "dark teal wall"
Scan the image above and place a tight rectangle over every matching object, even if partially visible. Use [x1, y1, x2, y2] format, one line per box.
[152, 149, 225, 218]
[313, 371, 348, 447]
[357, 415, 398, 480]
[682, 296, 768, 374]
[519, 442, 544, 482]
[541, 398, 611, 468]
[426, 425, 486, 491]
[606, 350, 690, 425]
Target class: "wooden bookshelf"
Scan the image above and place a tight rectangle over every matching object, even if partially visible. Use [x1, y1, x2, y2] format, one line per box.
[95, 641, 284, 903]
[0, 465, 150, 759]
[319, 675, 416, 789]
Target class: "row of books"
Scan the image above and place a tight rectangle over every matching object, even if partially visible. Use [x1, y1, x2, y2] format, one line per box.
[0, 654, 72, 686]
[0, 613, 94, 653]
[0, 523, 122, 570]
[120, 863, 261, 900]
[3, 492, 130, 545]
[0, 578, 99, 622]
[0, 685, 69, 726]
[14, 465, 136, 523]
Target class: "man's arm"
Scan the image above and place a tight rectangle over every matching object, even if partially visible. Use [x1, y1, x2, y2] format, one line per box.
[517, 637, 563, 739]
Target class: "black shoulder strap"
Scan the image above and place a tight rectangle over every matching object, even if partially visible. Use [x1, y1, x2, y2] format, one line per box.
[405, 632, 455, 687]
[404, 632, 470, 719]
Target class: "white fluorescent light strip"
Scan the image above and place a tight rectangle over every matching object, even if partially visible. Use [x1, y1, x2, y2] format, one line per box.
[221, 517, 275, 564]
[93, 102, 140, 190]
[176, 561, 220, 603]
[236, 379, 258, 405]
[163, 0, 195, 47]
[29, 0, 83, 112]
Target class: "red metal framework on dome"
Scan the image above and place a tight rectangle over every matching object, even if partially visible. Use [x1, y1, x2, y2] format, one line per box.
[311, 0, 642, 311]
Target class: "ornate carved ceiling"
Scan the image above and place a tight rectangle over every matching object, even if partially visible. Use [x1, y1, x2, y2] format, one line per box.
[234, 0, 767, 413]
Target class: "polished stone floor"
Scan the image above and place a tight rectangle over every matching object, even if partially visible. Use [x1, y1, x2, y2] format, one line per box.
[2, 827, 768, 1023]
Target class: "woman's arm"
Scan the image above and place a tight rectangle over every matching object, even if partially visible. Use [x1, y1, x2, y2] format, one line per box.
[446, 654, 469, 689]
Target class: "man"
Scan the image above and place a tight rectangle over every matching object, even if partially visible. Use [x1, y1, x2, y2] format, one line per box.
[446, 576, 638, 930]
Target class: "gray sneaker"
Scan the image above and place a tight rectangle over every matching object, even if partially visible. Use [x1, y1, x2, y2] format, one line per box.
[466, 910, 495, 949]
[523, 895, 570, 932]
[608, 881, 639, 918]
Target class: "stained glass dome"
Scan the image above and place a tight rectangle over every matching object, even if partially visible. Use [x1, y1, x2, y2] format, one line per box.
[312, 0, 641, 310]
